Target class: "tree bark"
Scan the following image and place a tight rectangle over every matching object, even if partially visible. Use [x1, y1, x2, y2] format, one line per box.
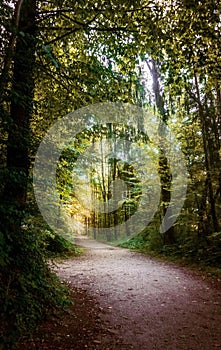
[194, 73, 219, 233]
[1, 0, 37, 230]
[147, 58, 175, 244]
[0, 0, 25, 99]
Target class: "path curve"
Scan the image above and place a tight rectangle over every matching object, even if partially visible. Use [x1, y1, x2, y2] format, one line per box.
[55, 235, 221, 350]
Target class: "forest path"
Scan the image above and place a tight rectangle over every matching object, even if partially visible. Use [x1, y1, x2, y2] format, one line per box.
[55, 235, 221, 350]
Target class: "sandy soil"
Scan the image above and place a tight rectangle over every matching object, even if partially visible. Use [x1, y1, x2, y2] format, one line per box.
[54, 235, 221, 350]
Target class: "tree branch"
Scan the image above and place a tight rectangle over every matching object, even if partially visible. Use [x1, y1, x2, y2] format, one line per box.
[0, 0, 25, 96]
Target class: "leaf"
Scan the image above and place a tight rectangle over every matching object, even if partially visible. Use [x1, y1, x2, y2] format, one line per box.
[42, 44, 59, 68]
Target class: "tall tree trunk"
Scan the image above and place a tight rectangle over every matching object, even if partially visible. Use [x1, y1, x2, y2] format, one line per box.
[0, 0, 25, 100]
[1, 0, 37, 232]
[147, 58, 175, 244]
[194, 73, 219, 233]
[111, 124, 118, 240]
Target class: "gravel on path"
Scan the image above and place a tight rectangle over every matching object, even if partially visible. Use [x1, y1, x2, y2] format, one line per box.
[55, 235, 221, 350]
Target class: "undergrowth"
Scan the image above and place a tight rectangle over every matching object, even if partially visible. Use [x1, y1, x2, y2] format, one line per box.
[0, 212, 81, 349]
[118, 233, 221, 278]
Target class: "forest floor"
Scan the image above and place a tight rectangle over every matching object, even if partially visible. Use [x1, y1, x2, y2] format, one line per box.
[19, 235, 221, 350]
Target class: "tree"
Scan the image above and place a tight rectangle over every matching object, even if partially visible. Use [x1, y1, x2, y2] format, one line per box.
[161, 0, 221, 238]
[145, 57, 175, 244]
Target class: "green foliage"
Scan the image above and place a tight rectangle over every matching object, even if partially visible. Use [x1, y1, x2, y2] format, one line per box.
[43, 229, 82, 257]
[0, 187, 80, 348]
[0, 224, 71, 349]
[119, 235, 147, 250]
[25, 196, 82, 258]
[120, 229, 221, 268]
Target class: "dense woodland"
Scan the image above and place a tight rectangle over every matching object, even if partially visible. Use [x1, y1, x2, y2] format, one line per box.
[0, 0, 221, 347]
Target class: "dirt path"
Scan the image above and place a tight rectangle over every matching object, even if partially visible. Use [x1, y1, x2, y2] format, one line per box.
[55, 235, 221, 350]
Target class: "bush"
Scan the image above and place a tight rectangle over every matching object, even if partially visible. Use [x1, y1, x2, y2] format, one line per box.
[44, 229, 81, 257]
[0, 224, 71, 349]
[119, 235, 147, 250]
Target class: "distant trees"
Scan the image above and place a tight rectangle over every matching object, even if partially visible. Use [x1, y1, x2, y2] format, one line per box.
[56, 123, 144, 241]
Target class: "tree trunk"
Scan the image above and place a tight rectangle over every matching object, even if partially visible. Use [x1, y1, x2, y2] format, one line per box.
[194, 73, 219, 233]
[0, 0, 25, 100]
[147, 58, 175, 244]
[1, 0, 37, 231]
